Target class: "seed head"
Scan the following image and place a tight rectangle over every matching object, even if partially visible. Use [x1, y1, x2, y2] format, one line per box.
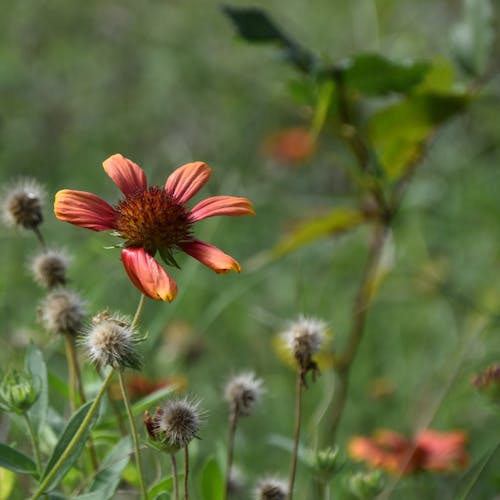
[2, 178, 44, 230]
[30, 249, 70, 289]
[83, 311, 143, 370]
[255, 478, 288, 500]
[39, 288, 85, 336]
[225, 372, 264, 417]
[283, 316, 327, 382]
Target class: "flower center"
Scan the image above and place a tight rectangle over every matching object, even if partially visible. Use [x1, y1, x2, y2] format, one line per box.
[115, 186, 192, 254]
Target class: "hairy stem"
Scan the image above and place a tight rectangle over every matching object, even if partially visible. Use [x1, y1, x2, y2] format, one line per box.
[132, 294, 146, 329]
[327, 224, 389, 441]
[31, 368, 115, 499]
[171, 453, 179, 500]
[288, 370, 304, 500]
[23, 413, 42, 476]
[118, 369, 147, 499]
[184, 444, 190, 500]
[224, 410, 238, 500]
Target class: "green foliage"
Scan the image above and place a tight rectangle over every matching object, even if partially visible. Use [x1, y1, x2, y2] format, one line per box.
[200, 456, 224, 500]
[25, 343, 48, 436]
[0, 443, 38, 476]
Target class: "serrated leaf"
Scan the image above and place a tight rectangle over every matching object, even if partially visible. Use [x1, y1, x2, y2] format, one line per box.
[41, 400, 99, 492]
[0, 442, 37, 475]
[341, 53, 431, 96]
[272, 208, 367, 258]
[450, 0, 494, 77]
[25, 342, 48, 437]
[75, 437, 132, 500]
[368, 92, 470, 179]
[200, 456, 224, 500]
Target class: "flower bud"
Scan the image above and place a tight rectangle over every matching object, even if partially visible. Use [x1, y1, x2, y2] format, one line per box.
[307, 446, 343, 482]
[83, 311, 143, 370]
[1, 179, 44, 230]
[39, 288, 85, 336]
[346, 470, 385, 500]
[30, 249, 70, 289]
[254, 478, 288, 500]
[225, 372, 264, 418]
[0, 369, 41, 415]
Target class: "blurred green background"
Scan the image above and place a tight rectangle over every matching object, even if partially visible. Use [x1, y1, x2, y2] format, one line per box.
[1, 0, 500, 498]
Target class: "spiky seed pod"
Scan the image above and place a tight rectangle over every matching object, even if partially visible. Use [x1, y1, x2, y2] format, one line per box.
[83, 311, 143, 370]
[225, 372, 264, 418]
[39, 288, 85, 336]
[156, 397, 203, 449]
[30, 249, 70, 289]
[255, 478, 288, 500]
[283, 316, 327, 382]
[1, 179, 44, 230]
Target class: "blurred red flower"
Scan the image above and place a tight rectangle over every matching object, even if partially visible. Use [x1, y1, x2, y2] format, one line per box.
[349, 428, 468, 475]
[265, 127, 316, 164]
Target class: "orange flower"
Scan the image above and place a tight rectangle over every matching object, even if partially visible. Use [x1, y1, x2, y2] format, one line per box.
[349, 428, 468, 475]
[54, 154, 254, 301]
[265, 127, 316, 163]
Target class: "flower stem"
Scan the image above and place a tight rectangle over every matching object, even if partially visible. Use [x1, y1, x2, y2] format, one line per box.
[132, 294, 146, 329]
[223, 411, 238, 500]
[32, 226, 47, 250]
[23, 413, 42, 476]
[184, 444, 190, 500]
[327, 224, 388, 441]
[118, 369, 147, 499]
[31, 368, 115, 500]
[171, 453, 179, 500]
[288, 370, 304, 500]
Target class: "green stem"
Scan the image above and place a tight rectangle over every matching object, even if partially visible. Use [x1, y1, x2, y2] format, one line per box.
[23, 413, 42, 476]
[184, 444, 190, 500]
[32, 226, 47, 250]
[132, 294, 146, 329]
[118, 369, 147, 499]
[31, 368, 115, 500]
[171, 453, 179, 500]
[223, 410, 238, 500]
[287, 371, 304, 500]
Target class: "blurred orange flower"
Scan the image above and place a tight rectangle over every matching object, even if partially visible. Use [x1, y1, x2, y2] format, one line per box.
[111, 373, 183, 401]
[349, 428, 468, 475]
[265, 127, 316, 164]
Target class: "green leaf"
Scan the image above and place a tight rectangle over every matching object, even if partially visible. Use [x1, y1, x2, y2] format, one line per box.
[131, 384, 177, 417]
[272, 208, 367, 258]
[148, 475, 177, 499]
[341, 53, 431, 96]
[0, 468, 15, 499]
[222, 5, 315, 73]
[41, 400, 100, 492]
[200, 456, 224, 500]
[25, 342, 48, 436]
[451, 0, 494, 77]
[368, 92, 470, 179]
[74, 438, 132, 500]
[0, 442, 37, 475]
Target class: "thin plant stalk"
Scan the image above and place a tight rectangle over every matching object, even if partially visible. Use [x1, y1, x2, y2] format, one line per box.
[171, 453, 179, 500]
[32, 226, 47, 250]
[118, 369, 148, 500]
[31, 368, 115, 500]
[223, 410, 238, 500]
[63, 333, 98, 471]
[23, 413, 42, 476]
[184, 444, 190, 500]
[288, 370, 304, 500]
[132, 293, 146, 329]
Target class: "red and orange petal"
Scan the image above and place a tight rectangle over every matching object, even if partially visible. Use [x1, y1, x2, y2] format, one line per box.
[189, 196, 255, 222]
[121, 247, 177, 302]
[415, 430, 469, 472]
[179, 239, 241, 273]
[265, 127, 316, 163]
[165, 161, 211, 204]
[103, 154, 147, 196]
[54, 190, 118, 231]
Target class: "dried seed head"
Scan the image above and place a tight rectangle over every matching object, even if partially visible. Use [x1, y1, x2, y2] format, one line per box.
[39, 288, 85, 336]
[30, 249, 70, 289]
[283, 316, 327, 380]
[255, 478, 288, 500]
[2, 179, 44, 230]
[83, 311, 143, 370]
[156, 397, 204, 449]
[225, 372, 264, 417]
[227, 467, 245, 498]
